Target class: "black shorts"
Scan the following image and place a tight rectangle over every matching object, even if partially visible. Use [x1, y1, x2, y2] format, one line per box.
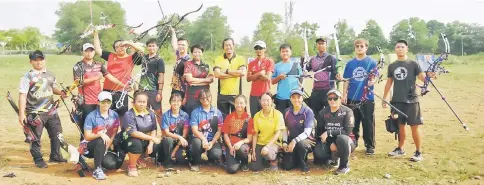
[391, 102, 423, 125]
[147, 90, 162, 111]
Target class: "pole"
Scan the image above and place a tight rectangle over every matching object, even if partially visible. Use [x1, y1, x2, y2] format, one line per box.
[461, 37, 463, 56]
[210, 32, 213, 51]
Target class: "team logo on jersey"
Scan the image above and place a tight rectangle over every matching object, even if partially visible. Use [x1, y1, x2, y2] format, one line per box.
[394, 67, 408, 80]
[352, 67, 367, 81]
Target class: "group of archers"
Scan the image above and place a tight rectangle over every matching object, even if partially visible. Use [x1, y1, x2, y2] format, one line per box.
[18, 26, 438, 180]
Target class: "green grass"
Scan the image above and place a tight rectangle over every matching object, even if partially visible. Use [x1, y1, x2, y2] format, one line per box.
[0, 54, 483, 184]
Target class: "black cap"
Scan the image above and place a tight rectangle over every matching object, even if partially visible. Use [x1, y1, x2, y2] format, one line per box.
[29, 50, 45, 60]
[315, 37, 326, 43]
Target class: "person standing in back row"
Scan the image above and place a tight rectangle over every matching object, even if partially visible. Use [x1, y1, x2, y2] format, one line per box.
[272, 44, 302, 114]
[342, 38, 377, 155]
[138, 38, 165, 125]
[383, 39, 436, 162]
[93, 30, 144, 117]
[169, 27, 191, 101]
[214, 38, 247, 119]
[73, 43, 125, 141]
[306, 37, 339, 121]
[247, 40, 274, 117]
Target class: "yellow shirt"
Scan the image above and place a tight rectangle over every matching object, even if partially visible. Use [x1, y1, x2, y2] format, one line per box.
[214, 53, 246, 95]
[253, 108, 285, 146]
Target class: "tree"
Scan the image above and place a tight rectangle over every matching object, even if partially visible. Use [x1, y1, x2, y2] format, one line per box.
[328, 19, 356, 55]
[357, 19, 388, 54]
[54, 1, 128, 53]
[389, 17, 437, 54]
[186, 6, 232, 51]
[287, 21, 319, 57]
[237, 36, 253, 54]
[252, 12, 283, 57]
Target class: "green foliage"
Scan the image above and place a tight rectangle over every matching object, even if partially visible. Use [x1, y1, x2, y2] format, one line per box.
[253, 12, 283, 57]
[54, 1, 127, 54]
[0, 27, 42, 50]
[155, 13, 192, 48]
[357, 19, 388, 54]
[186, 6, 232, 51]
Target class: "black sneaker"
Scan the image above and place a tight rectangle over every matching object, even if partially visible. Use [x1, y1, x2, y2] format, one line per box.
[410, 151, 423, 162]
[49, 154, 67, 163]
[34, 158, 48, 168]
[240, 163, 249, 172]
[366, 148, 375, 155]
[301, 166, 310, 173]
[164, 163, 175, 171]
[388, 147, 405, 157]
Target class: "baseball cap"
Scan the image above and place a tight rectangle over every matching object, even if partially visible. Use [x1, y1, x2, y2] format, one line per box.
[83, 43, 95, 51]
[290, 89, 304, 96]
[254, 40, 266, 48]
[315, 37, 326, 43]
[327, 89, 342, 97]
[29, 50, 45, 60]
[98, 91, 112, 101]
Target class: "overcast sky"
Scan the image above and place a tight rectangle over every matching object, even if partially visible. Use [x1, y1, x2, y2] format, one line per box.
[1, 0, 483, 42]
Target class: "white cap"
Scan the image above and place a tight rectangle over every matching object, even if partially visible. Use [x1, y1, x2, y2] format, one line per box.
[327, 89, 342, 97]
[254, 40, 266, 48]
[98, 91, 112, 101]
[83, 43, 95, 51]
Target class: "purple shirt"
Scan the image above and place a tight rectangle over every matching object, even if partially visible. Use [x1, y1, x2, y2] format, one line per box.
[283, 106, 315, 139]
[306, 52, 337, 90]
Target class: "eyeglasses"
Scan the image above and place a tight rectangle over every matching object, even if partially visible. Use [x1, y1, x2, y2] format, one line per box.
[254, 46, 264, 50]
[327, 97, 339, 101]
[355, 45, 365, 48]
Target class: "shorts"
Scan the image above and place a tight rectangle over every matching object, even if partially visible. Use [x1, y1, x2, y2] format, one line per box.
[147, 90, 162, 111]
[391, 102, 423, 125]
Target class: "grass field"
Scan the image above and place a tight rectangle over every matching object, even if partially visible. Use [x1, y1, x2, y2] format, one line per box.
[0, 54, 483, 185]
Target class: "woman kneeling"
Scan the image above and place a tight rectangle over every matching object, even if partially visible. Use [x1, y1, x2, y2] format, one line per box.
[222, 95, 254, 174]
[122, 91, 162, 177]
[251, 92, 286, 172]
[160, 93, 190, 170]
[189, 89, 224, 171]
[83, 91, 121, 180]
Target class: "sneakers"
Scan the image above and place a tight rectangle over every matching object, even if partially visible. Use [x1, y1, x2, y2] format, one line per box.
[335, 167, 350, 175]
[240, 163, 249, 172]
[49, 154, 67, 163]
[164, 163, 175, 171]
[330, 152, 339, 168]
[34, 158, 48, 168]
[388, 147, 406, 157]
[410, 151, 423, 162]
[301, 166, 310, 173]
[93, 167, 107, 180]
[366, 147, 375, 155]
[269, 160, 278, 171]
[127, 165, 139, 177]
[190, 164, 200, 172]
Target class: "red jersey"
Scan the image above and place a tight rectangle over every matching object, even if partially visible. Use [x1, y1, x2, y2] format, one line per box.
[248, 57, 274, 96]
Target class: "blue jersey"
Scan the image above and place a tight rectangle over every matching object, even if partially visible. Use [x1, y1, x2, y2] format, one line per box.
[272, 60, 303, 100]
[343, 57, 377, 101]
[189, 106, 224, 142]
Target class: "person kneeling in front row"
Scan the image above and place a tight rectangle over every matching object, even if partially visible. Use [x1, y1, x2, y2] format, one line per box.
[122, 91, 162, 177]
[251, 92, 286, 172]
[314, 89, 356, 175]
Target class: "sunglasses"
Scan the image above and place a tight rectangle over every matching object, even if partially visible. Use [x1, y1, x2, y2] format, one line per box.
[327, 97, 339, 101]
[254, 46, 264, 50]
